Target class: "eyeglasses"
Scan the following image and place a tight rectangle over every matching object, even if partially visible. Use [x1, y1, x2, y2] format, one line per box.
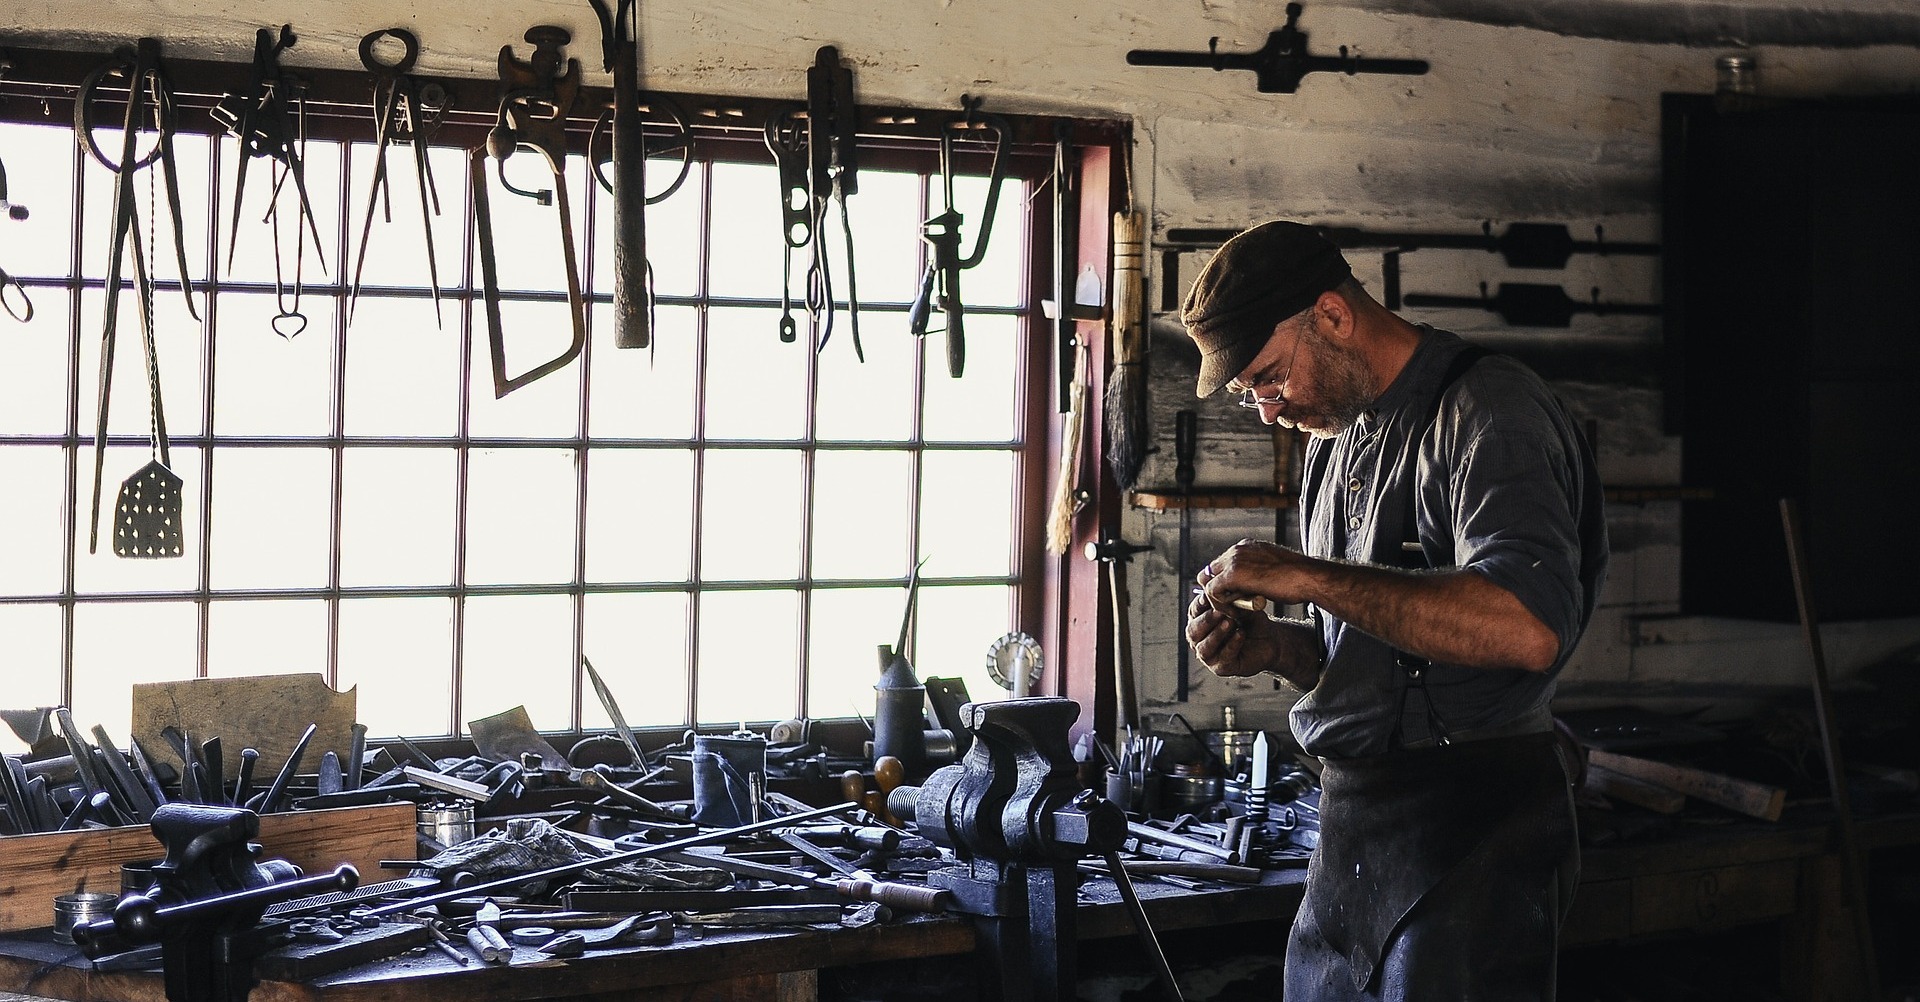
[1231, 316, 1306, 411]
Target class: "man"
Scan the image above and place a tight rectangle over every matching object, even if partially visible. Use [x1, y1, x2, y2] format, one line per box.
[1181, 221, 1608, 1001]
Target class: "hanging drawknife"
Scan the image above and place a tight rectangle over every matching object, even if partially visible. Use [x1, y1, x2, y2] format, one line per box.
[474, 25, 588, 398]
[587, 0, 651, 350]
[212, 25, 327, 273]
[908, 94, 1011, 378]
[348, 28, 447, 327]
[75, 39, 197, 556]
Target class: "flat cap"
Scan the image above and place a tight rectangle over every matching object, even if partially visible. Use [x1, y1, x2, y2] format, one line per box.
[1180, 221, 1351, 397]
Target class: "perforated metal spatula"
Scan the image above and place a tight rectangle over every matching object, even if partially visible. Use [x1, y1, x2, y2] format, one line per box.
[113, 279, 183, 560]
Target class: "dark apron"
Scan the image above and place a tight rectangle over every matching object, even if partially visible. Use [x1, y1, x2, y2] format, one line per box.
[1293, 731, 1578, 998]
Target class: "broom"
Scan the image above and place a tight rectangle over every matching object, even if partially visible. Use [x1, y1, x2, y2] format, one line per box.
[1104, 210, 1148, 491]
[1046, 341, 1088, 555]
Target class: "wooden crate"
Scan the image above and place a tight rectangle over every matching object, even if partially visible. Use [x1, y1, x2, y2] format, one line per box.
[0, 802, 415, 933]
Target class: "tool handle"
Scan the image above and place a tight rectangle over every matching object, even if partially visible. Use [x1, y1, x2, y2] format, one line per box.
[837, 876, 951, 913]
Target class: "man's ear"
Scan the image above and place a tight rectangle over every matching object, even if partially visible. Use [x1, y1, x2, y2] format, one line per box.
[1315, 289, 1356, 342]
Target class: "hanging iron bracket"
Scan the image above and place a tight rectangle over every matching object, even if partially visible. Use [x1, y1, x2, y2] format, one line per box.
[1126, 3, 1429, 95]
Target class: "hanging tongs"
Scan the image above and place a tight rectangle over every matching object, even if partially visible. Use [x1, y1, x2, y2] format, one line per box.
[908, 94, 1011, 378]
[473, 25, 589, 398]
[75, 39, 197, 555]
[587, 0, 651, 351]
[212, 25, 326, 274]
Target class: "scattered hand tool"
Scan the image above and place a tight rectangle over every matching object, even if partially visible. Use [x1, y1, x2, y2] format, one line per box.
[1126, 2, 1429, 94]
[467, 899, 513, 964]
[75, 39, 196, 557]
[580, 762, 683, 820]
[212, 25, 326, 273]
[364, 801, 855, 919]
[346, 723, 368, 791]
[583, 657, 648, 769]
[587, 0, 651, 350]
[89, 726, 157, 822]
[474, 25, 588, 398]
[246, 722, 316, 814]
[908, 94, 1011, 377]
[348, 28, 446, 328]
[1174, 410, 1197, 701]
[665, 843, 950, 914]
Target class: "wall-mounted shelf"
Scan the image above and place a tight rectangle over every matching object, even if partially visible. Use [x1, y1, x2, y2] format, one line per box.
[1132, 485, 1708, 510]
[1129, 489, 1296, 511]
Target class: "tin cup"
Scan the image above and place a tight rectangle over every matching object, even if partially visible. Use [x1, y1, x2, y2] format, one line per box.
[53, 892, 118, 944]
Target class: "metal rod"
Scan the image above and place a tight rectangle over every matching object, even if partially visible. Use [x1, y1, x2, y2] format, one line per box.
[363, 801, 856, 918]
[1779, 499, 1881, 999]
[1102, 850, 1184, 1002]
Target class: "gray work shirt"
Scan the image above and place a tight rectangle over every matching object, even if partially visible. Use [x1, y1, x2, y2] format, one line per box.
[1290, 327, 1608, 760]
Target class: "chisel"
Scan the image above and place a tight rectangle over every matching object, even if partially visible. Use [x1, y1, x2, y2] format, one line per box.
[248, 722, 317, 815]
[91, 726, 157, 821]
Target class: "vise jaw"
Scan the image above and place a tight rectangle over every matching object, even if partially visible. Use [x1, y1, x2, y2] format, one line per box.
[889, 697, 1124, 865]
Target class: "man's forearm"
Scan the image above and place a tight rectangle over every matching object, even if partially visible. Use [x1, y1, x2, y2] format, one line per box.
[1297, 560, 1560, 672]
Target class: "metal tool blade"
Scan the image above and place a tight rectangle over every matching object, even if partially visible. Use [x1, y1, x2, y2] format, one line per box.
[583, 657, 647, 769]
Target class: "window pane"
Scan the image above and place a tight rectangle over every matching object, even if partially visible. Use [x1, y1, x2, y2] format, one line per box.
[213, 293, 337, 437]
[701, 449, 801, 580]
[466, 448, 578, 585]
[0, 295, 69, 435]
[467, 299, 585, 439]
[919, 450, 1016, 578]
[71, 600, 198, 731]
[914, 583, 1016, 701]
[706, 162, 784, 300]
[696, 589, 796, 724]
[0, 604, 62, 753]
[343, 143, 469, 296]
[586, 449, 692, 583]
[3, 123, 75, 280]
[845, 170, 927, 306]
[0, 446, 66, 594]
[588, 303, 697, 440]
[74, 446, 202, 594]
[592, 161, 705, 298]
[584, 592, 689, 728]
[340, 448, 456, 587]
[703, 306, 805, 441]
[811, 451, 911, 580]
[208, 447, 331, 590]
[343, 297, 461, 437]
[206, 599, 327, 678]
[923, 314, 1020, 442]
[816, 304, 915, 442]
[806, 586, 903, 719]
[77, 288, 207, 440]
[462, 594, 574, 732]
[217, 135, 342, 287]
[339, 596, 454, 737]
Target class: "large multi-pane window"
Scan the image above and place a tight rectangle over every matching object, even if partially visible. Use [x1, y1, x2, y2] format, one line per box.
[0, 86, 1054, 747]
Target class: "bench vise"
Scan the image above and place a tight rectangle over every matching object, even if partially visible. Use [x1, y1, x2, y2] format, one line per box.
[888, 697, 1126, 1002]
[72, 803, 356, 1002]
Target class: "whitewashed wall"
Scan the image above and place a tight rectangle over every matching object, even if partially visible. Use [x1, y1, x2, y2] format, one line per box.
[6, 0, 1918, 738]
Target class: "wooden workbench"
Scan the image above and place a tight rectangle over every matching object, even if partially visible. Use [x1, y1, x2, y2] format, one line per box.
[1, 810, 1910, 1002]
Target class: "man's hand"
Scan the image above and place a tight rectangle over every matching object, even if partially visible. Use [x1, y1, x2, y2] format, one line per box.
[1201, 538, 1316, 607]
[1185, 584, 1281, 678]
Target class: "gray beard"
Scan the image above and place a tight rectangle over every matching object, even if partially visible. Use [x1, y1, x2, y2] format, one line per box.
[1300, 334, 1375, 438]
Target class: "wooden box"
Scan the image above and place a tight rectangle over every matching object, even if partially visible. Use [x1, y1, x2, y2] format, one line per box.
[0, 802, 416, 933]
